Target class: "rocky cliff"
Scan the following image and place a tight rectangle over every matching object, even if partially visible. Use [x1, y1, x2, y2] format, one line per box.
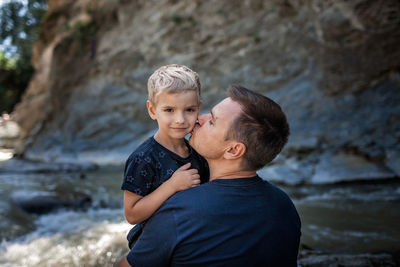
[12, 0, 400, 184]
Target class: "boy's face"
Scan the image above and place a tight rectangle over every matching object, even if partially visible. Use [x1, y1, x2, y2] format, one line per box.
[147, 91, 200, 140]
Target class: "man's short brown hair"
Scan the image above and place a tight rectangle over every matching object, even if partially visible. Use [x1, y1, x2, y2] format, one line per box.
[226, 84, 290, 171]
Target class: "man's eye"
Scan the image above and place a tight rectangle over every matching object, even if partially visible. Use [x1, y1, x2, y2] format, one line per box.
[209, 120, 213, 125]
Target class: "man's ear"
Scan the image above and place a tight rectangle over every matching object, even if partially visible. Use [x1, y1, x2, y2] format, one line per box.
[224, 142, 246, 160]
[146, 100, 157, 120]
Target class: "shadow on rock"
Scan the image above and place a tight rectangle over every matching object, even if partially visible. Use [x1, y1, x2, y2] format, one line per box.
[13, 193, 92, 215]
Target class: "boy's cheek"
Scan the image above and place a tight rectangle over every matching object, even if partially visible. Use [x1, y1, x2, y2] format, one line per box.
[190, 112, 199, 124]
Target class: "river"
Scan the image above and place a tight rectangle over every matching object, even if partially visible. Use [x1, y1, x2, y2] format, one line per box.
[0, 165, 399, 266]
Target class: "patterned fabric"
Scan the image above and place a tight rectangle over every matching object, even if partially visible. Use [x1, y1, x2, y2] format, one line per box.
[121, 136, 209, 196]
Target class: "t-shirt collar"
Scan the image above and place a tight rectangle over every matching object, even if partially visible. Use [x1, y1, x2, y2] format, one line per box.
[151, 136, 193, 161]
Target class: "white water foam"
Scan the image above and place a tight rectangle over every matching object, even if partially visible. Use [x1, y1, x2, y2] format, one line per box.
[0, 208, 132, 267]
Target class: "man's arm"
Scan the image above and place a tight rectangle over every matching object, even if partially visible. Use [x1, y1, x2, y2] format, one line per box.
[124, 201, 178, 267]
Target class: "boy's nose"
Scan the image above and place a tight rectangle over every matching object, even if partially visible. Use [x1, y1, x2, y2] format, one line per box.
[175, 112, 185, 123]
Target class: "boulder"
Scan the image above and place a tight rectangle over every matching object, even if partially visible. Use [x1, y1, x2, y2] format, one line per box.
[310, 152, 397, 184]
[298, 248, 398, 267]
[12, 192, 92, 215]
[0, 158, 97, 174]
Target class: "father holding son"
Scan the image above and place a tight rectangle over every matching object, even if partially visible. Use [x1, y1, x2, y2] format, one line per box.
[119, 73, 301, 266]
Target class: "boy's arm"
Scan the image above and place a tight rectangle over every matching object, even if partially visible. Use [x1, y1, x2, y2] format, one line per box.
[124, 163, 200, 224]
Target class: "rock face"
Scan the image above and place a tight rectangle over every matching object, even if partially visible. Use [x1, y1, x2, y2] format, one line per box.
[11, 0, 400, 183]
[298, 248, 398, 267]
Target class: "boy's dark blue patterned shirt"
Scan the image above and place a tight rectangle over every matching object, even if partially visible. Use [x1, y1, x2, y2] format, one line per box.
[121, 136, 209, 196]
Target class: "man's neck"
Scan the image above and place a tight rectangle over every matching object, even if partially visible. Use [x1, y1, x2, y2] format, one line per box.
[208, 161, 257, 181]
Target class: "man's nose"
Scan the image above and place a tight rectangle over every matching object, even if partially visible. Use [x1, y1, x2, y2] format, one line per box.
[197, 113, 209, 126]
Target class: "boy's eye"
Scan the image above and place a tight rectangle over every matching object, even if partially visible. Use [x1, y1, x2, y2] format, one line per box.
[164, 108, 173, 112]
[186, 108, 195, 112]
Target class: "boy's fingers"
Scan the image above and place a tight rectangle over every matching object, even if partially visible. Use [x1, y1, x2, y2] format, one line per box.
[176, 163, 191, 171]
[188, 169, 198, 174]
[191, 180, 200, 187]
[192, 174, 200, 179]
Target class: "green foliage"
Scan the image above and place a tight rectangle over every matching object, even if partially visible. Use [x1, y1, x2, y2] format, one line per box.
[171, 13, 197, 29]
[0, 51, 29, 113]
[0, 51, 16, 70]
[253, 33, 261, 43]
[171, 13, 183, 24]
[0, 0, 47, 113]
[70, 20, 98, 45]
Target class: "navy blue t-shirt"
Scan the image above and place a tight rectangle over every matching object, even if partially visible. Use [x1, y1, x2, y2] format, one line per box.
[127, 176, 301, 267]
[121, 136, 209, 196]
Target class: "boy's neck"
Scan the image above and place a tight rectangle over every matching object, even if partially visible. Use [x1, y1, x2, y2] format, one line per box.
[154, 132, 189, 158]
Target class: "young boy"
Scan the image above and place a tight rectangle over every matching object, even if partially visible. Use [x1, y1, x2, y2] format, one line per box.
[121, 64, 209, 248]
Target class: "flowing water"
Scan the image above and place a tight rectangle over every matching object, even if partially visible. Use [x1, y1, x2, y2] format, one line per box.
[0, 165, 399, 266]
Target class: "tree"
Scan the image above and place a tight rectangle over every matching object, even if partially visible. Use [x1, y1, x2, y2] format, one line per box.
[0, 0, 47, 113]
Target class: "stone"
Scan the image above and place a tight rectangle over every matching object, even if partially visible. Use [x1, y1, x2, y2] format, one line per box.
[7, 0, 400, 177]
[310, 152, 397, 184]
[258, 162, 307, 186]
[298, 249, 397, 267]
[0, 118, 20, 149]
[0, 158, 97, 174]
[386, 149, 400, 177]
[12, 192, 92, 215]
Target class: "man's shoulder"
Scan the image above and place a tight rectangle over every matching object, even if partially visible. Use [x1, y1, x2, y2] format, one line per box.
[259, 178, 296, 204]
[160, 184, 208, 211]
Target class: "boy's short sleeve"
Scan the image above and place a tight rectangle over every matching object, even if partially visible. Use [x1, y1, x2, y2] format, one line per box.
[121, 154, 155, 196]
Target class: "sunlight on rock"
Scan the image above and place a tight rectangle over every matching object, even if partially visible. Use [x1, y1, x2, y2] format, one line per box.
[0, 150, 13, 161]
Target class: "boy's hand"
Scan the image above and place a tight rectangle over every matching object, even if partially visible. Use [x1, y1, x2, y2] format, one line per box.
[167, 163, 201, 192]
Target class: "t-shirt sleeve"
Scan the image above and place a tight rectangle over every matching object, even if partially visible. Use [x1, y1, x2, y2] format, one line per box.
[121, 155, 155, 196]
[126, 204, 178, 266]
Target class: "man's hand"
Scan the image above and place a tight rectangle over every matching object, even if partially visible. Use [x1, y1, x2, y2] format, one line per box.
[167, 163, 201, 192]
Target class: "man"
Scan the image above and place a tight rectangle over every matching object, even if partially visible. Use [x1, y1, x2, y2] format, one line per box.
[118, 85, 301, 267]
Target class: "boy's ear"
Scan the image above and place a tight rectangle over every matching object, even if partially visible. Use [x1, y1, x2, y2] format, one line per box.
[198, 100, 203, 110]
[223, 142, 246, 160]
[146, 100, 157, 120]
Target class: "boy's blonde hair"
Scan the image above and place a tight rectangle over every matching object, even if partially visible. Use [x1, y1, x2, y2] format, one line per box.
[147, 64, 201, 104]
